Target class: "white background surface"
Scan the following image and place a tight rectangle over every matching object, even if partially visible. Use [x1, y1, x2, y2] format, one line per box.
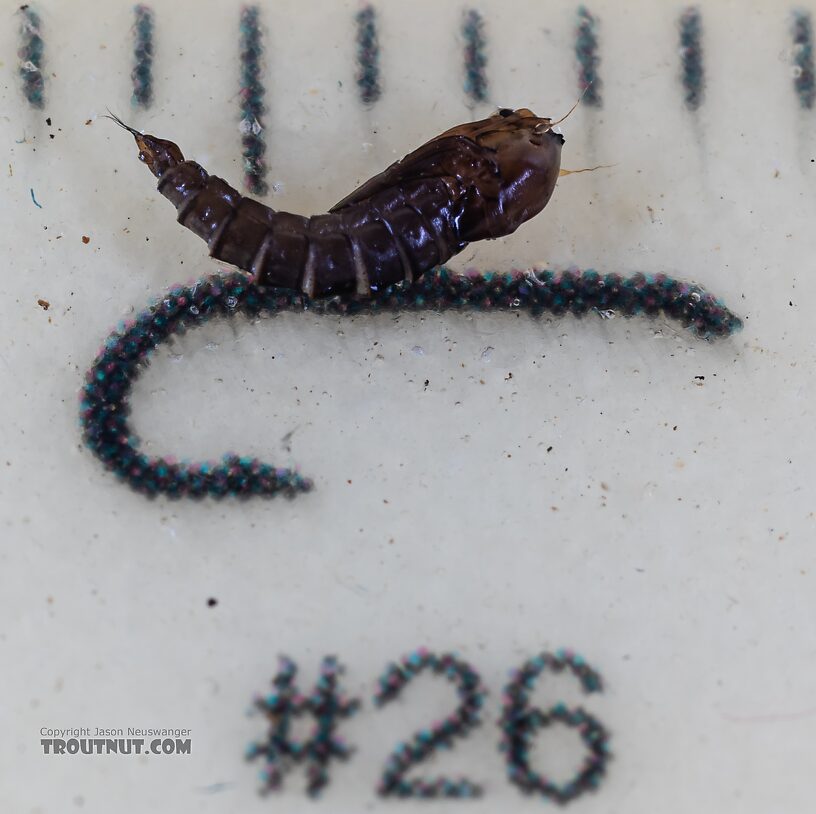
[2, 0, 816, 811]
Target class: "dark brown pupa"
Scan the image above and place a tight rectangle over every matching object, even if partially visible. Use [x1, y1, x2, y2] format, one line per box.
[109, 108, 564, 297]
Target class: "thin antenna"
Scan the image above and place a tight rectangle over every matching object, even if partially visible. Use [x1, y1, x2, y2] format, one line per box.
[558, 163, 614, 177]
[535, 84, 592, 132]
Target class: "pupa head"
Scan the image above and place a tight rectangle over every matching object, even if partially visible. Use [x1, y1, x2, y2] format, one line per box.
[437, 107, 565, 241]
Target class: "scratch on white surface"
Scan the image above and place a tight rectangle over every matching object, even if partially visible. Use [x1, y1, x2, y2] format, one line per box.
[721, 707, 816, 724]
[197, 781, 235, 794]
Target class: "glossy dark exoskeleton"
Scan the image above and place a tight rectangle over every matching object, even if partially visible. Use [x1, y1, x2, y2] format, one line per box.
[112, 108, 564, 297]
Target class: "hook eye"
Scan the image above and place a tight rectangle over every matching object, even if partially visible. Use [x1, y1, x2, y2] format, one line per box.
[497, 108, 513, 117]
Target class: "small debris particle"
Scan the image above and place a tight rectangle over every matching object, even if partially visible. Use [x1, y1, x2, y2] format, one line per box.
[505, 372, 513, 380]
[81, 235, 90, 244]
[30, 188, 42, 209]
[600, 482, 610, 491]
[424, 378, 429, 389]
[280, 428, 296, 452]
[694, 375, 705, 380]
[45, 117, 51, 126]
[37, 299, 50, 310]
[85, 119, 92, 126]
[7, 164, 12, 177]
[49, 134, 55, 139]
[206, 597, 218, 607]
[546, 446, 553, 452]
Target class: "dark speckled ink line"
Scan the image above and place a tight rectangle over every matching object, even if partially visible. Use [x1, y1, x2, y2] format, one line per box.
[239, 6, 268, 196]
[18, 5, 45, 109]
[679, 7, 704, 111]
[792, 10, 815, 110]
[355, 4, 381, 105]
[80, 269, 741, 500]
[575, 6, 601, 107]
[131, 4, 155, 108]
[462, 9, 488, 104]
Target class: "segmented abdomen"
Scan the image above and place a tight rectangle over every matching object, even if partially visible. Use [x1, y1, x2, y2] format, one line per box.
[157, 161, 466, 298]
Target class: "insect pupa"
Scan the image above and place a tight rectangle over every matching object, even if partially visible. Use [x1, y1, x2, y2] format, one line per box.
[107, 108, 565, 297]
